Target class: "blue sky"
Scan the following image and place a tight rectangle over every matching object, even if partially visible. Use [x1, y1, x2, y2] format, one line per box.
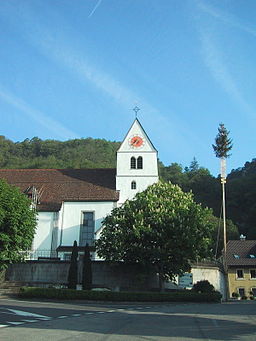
[0, 0, 255, 176]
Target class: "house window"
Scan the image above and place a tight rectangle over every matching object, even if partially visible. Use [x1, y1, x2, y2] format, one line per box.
[251, 288, 256, 296]
[236, 269, 244, 279]
[250, 269, 256, 279]
[79, 212, 95, 246]
[131, 157, 136, 169]
[238, 287, 245, 297]
[131, 181, 136, 190]
[137, 156, 143, 169]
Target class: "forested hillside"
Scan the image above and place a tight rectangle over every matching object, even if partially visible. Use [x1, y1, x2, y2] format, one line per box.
[0, 135, 255, 239]
[0, 135, 120, 169]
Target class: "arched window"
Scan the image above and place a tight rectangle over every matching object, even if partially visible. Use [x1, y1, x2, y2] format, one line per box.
[130, 157, 136, 169]
[137, 156, 143, 169]
[131, 181, 136, 190]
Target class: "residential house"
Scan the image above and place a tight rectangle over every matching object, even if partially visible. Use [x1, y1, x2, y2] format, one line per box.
[226, 239, 256, 298]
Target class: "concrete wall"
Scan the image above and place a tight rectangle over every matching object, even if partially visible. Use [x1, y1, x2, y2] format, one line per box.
[6, 260, 158, 291]
[6, 261, 69, 286]
[6, 260, 225, 295]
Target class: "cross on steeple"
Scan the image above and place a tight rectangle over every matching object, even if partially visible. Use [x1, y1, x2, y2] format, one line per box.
[133, 106, 140, 118]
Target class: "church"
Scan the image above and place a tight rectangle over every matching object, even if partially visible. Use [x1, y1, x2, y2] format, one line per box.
[0, 119, 159, 259]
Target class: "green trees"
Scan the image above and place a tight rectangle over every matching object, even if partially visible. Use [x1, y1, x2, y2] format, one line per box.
[96, 182, 213, 290]
[0, 180, 37, 270]
[0, 136, 120, 169]
[67, 240, 78, 289]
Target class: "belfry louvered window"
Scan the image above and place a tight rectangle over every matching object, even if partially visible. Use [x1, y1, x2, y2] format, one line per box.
[131, 157, 136, 169]
[137, 156, 143, 169]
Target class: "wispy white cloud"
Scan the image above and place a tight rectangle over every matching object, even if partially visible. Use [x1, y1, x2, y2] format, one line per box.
[88, 0, 103, 18]
[199, 32, 254, 118]
[0, 2, 203, 159]
[196, 0, 256, 37]
[0, 87, 79, 139]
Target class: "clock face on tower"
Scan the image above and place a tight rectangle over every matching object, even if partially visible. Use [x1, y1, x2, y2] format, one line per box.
[129, 135, 145, 148]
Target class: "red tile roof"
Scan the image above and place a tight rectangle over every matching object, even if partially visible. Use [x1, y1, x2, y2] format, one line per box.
[226, 240, 256, 267]
[0, 169, 119, 211]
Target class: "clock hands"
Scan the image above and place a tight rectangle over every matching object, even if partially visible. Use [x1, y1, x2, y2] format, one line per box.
[129, 136, 144, 147]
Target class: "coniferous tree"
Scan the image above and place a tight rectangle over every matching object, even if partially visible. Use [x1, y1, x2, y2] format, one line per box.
[82, 243, 92, 290]
[212, 123, 233, 159]
[67, 240, 78, 289]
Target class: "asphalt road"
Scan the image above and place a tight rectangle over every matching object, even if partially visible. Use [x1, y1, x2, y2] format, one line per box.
[0, 298, 256, 340]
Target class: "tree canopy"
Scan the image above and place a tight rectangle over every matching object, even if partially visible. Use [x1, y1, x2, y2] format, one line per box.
[96, 181, 214, 289]
[0, 179, 37, 269]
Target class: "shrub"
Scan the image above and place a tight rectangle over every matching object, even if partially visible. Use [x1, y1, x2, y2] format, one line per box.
[241, 295, 247, 300]
[232, 292, 239, 298]
[192, 280, 215, 293]
[18, 287, 222, 303]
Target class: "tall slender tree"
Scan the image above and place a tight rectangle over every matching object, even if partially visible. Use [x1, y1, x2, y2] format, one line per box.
[67, 240, 78, 289]
[82, 243, 92, 290]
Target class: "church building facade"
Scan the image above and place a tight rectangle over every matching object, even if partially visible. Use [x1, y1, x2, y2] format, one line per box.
[0, 119, 159, 259]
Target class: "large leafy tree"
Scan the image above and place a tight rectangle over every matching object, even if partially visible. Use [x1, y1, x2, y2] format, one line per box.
[0, 180, 37, 270]
[96, 181, 213, 290]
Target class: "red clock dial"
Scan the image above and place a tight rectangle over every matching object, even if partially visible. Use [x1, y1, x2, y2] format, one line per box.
[129, 136, 144, 147]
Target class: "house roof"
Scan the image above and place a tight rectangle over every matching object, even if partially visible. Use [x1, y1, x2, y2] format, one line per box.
[226, 240, 256, 266]
[0, 169, 119, 212]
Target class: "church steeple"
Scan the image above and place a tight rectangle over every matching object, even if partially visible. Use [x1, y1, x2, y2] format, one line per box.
[116, 119, 159, 205]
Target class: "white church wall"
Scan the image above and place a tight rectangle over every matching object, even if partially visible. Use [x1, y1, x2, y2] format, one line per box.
[116, 176, 159, 204]
[60, 201, 116, 246]
[116, 152, 158, 176]
[33, 212, 55, 251]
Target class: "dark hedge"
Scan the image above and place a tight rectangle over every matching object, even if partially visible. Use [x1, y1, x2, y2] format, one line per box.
[19, 287, 222, 303]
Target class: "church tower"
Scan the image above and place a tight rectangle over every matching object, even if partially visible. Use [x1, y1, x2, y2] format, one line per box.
[116, 119, 159, 205]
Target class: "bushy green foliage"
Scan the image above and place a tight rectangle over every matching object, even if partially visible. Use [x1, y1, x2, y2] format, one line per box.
[192, 280, 215, 293]
[96, 181, 214, 289]
[67, 240, 78, 289]
[19, 286, 222, 302]
[0, 180, 37, 269]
